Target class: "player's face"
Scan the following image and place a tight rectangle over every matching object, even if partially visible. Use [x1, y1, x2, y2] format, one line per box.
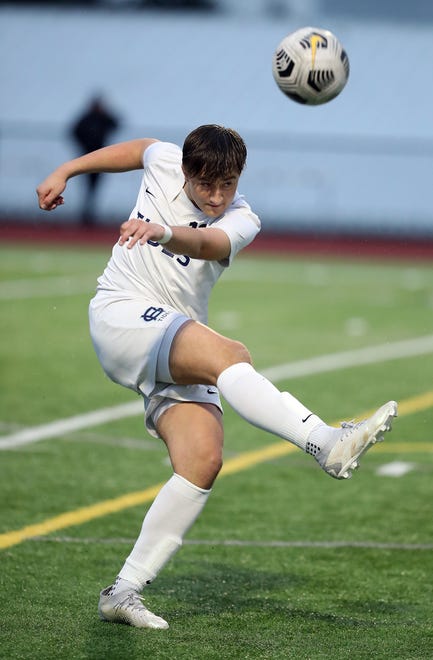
[183, 170, 239, 217]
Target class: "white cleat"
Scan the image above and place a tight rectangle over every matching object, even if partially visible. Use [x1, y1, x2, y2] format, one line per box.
[316, 401, 398, 480]
[98, 586, 169, 629]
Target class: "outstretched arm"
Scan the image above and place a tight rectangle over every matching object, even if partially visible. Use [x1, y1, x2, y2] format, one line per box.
[36, 138, 157, 211]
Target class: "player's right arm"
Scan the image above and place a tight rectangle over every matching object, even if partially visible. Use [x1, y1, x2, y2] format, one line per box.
[36, 138, 157, 211]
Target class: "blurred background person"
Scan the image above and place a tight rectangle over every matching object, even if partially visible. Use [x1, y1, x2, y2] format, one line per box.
[70, 95, 120, 227]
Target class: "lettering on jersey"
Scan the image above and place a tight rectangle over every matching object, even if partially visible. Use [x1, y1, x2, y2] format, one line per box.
[141, 306, 168, 322]
[136, 212, 191, 266]
[189, 221, 208, 229]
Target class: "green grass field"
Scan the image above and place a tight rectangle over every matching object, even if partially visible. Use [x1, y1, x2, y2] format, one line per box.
[1, 243, 432, 659]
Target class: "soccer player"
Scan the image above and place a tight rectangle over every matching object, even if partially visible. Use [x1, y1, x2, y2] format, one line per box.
[36, 125, 397, 630]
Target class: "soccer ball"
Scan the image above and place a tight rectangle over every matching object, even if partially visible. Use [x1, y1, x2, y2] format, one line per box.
[272, 27, 350, 105]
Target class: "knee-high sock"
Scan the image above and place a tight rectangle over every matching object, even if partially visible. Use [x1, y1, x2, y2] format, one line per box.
[117, 473, 210, 590]
[217, 362, 325, 451]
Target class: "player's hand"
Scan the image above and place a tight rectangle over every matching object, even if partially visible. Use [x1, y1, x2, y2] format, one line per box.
[36, 172, 67, 211]
[119, 219, 166, 249]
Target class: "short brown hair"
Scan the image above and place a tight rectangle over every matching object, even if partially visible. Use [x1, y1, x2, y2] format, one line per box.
[182, 125, 247, 180]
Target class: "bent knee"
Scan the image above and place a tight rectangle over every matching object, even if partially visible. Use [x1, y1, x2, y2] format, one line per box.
[208, 450, 223, 478]
[196, 442, 223, 477]
[188, 449, 223, 489]
[204, 455, 223, 489]
[225, 339, 252, 367]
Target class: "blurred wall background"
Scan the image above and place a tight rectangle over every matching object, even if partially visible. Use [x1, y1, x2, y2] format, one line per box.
[1, 0, 432, 237]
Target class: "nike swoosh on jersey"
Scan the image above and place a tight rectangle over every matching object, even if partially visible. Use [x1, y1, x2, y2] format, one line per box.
[302, 413, 314, 423]
[146, 187, 155, 197]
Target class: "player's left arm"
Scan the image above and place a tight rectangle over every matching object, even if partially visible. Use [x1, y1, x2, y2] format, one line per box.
[36, 139, 157, 212]
[119, 219, 231, 262]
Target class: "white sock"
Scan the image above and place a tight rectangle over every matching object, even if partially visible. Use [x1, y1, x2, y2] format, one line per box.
[115, 473, 211, 591]
[307, 424, 341, 457]
[216, 362, 326, 451]
[110, 577, 138, 595]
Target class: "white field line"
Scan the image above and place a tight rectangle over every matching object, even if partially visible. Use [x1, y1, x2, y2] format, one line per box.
[0, 276, 96, 300]
[28, 536, 433, 551]
[2, 333, 433, 451]
[262, 333, 433, 381]
[0, 260, 430, 301]
[0, 269, 288, 301]
[0, 401, 143, 450]
[0, 266, 335, 301]
[376, 461, 416, 477]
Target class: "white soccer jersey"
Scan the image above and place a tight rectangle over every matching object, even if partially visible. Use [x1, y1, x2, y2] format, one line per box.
[96, 141, 261, 324]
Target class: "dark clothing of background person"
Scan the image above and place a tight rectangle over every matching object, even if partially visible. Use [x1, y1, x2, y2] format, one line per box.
[71, 98, 119, 226]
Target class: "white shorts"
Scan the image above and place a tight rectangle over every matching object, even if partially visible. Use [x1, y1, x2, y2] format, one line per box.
[144, 383, 222, 438]
[88, 292, 222, 438]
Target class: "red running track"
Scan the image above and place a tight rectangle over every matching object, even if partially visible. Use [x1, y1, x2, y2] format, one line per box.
[1, 220, 433, 261]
